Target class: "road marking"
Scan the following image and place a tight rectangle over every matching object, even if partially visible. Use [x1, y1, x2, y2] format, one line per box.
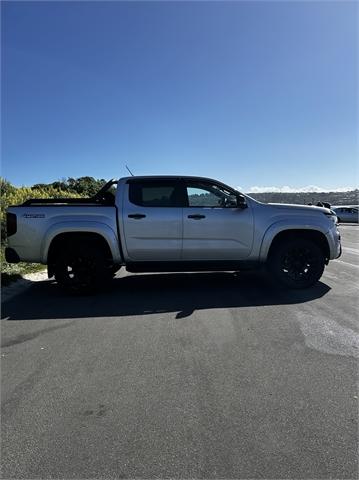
[333, 259, 359, 269]
[343, 247, 359, 255]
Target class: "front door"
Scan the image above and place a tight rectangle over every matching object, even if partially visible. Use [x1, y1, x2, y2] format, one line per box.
[182, 180, 254, 260]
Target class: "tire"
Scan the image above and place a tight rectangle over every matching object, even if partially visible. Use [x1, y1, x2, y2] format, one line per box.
[54, 242, 109, 294]
[267, 238, 325, 289]
[110, 264, 122, 277]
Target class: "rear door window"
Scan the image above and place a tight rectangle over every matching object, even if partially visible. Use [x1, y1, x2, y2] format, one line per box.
[128, 181, 182, 207]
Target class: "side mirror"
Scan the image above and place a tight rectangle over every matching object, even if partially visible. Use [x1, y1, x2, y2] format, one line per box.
[226, 195, 238, 207]
[236, 194, 247, 209]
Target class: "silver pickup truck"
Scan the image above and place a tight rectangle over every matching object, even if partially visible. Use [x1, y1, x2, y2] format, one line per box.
[5, 175, 341, 293]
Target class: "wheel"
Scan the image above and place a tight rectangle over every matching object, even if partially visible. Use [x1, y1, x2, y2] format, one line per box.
[267, 238, 325, 289]
[54, 242, 109, 294]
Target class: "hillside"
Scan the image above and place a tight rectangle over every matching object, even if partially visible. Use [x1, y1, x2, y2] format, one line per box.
[247, 190, 359, 206]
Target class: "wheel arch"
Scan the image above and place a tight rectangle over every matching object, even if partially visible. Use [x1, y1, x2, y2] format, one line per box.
[43, 224, 122, 276]
[265, 228, 330, 263]
[260, 222, 330, 263]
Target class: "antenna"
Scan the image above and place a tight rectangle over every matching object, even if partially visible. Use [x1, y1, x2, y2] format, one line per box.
[125, 165, 134, 176]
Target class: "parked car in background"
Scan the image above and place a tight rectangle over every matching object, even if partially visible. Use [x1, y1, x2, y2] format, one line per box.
[331, 206, 359, 223]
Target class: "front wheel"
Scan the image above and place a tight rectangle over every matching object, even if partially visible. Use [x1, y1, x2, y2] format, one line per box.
[267, 238, 325, 289]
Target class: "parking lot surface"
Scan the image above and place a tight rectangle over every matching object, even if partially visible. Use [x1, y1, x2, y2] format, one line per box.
[1, 226, 358, 479]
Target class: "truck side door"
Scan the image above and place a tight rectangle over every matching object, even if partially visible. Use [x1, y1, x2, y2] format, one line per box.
[182, 180, 254, 260]
[122, 179, 183, 261]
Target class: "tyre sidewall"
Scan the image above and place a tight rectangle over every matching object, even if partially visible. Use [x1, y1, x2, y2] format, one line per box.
[268, 238, 325, 289]
[54, 242, 107, 294]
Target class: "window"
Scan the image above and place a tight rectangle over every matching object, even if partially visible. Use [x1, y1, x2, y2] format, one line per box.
[186, 183, 237, 208]
[129, 181, 181, 207]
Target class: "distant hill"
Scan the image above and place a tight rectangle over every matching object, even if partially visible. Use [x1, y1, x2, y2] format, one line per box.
[247, 190, 359, 206]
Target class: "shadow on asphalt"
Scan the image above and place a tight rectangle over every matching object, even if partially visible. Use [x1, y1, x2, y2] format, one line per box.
[2, 270, 331, 321]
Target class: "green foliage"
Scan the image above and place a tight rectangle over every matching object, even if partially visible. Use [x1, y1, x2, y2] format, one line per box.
[31, 176, 107, 197]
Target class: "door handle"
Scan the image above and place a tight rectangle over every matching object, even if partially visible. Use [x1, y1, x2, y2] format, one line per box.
[128, 214, 146, 219]
[188, 214, 206, 220]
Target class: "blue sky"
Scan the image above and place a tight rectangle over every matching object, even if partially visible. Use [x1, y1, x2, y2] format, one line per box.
[1, 1, 358, 191]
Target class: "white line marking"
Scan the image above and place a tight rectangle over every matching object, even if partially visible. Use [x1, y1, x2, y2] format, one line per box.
[343, 247, 359, 255]
[333, 259, 359, 268]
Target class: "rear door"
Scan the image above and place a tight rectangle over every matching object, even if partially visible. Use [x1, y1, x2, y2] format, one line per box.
[182, 180, 254, 260]
[122, 179, 183, 261]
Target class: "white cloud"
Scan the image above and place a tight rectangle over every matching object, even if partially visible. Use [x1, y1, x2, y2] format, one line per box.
[237, 185, 357, 193]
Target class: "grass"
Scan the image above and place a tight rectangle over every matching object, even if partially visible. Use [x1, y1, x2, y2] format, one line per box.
[1, 245, 45, 286]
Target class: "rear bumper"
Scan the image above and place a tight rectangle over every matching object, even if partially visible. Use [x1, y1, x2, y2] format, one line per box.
[5, 247, 20, 263]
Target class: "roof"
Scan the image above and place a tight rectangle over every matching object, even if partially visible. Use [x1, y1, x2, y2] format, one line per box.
[118, 175, 240, 193]
[120, 175, 218, 181]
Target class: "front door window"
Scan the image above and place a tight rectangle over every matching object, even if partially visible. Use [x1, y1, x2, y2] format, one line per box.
[186, 183, 237, 208]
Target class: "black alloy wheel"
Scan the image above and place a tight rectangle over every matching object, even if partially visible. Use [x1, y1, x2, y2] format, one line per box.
[268, 238, 325, 289]
[54, 243, 108, 294]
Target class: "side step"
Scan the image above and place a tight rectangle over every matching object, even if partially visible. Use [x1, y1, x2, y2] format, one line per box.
[126, 260, 261, 273]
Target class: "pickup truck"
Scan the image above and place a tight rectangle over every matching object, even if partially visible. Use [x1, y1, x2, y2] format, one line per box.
[5, 175, 341, 293]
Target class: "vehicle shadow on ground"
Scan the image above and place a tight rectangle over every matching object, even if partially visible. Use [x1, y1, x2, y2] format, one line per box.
[2, 270, 331, 321]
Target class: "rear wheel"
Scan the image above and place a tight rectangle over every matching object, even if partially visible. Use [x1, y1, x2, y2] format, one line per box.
[54, 243, 109, 294]
[267, 238, 325, 289]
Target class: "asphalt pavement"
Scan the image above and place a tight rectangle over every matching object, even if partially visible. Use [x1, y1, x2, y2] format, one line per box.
[1, 225, 358, 479]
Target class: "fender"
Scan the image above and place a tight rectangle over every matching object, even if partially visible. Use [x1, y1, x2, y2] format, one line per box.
[259, 219, 329, 262]
[41, 221, 123, 264]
